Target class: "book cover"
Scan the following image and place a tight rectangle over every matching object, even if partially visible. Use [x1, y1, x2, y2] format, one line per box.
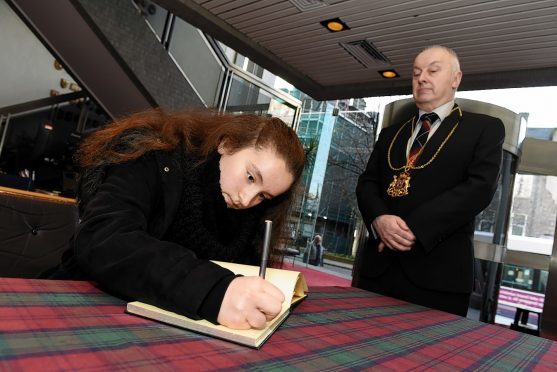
[126, 261, 308, 348]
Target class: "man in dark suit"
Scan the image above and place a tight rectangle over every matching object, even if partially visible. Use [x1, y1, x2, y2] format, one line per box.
[354, 45, 505, 316]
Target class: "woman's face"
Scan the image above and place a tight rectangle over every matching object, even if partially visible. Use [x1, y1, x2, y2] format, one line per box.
[218, 144, 294, 209]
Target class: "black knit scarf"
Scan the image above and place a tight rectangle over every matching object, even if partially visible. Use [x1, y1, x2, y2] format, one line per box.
[163, 151, 262, 264]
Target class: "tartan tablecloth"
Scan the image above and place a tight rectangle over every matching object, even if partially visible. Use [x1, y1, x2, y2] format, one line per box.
[0, 278, 556, 371]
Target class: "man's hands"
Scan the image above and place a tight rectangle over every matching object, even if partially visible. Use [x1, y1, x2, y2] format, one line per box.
[372, 215, 416, 252]
[217, 276, 285, 330]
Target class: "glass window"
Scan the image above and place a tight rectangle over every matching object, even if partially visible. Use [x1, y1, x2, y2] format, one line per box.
[225, 74, 297, 126]
[292, 98, 378, 260]
[516, 175, 533, 197]
[0, 0, 109, 196]
[132, 0, 168, 41]
[508, 175, 556, 254]
[511, 213, 527, 236]
[511, 224, 525, 236]
[501, 264, 547, 293]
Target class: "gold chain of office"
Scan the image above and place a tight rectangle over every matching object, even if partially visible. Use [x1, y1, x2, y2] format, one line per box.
[386, 117, 459, 197]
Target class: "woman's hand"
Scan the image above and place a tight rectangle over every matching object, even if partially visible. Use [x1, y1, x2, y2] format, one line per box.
[217, 276, 285, 330]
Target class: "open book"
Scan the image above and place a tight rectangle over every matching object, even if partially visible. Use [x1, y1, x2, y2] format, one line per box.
[126, 261, 308, 348]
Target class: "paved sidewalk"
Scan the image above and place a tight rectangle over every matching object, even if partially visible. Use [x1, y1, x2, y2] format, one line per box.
[323, 258, 353, 270]
[285, 255, 353, 280]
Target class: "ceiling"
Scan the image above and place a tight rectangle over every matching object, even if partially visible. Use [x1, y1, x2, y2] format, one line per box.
[155, 0, 557, 100]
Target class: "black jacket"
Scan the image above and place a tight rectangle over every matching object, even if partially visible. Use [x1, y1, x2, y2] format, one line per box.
[53, 149, 240, 322]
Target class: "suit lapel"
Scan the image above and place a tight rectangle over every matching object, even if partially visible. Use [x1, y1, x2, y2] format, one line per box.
[392, 114, 417, 169]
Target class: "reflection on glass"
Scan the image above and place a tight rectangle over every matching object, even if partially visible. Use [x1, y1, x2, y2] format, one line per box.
[474, 151, 516, 247]
[502, 264, 548, 293]
[225, 75, 296, 126]
[268, 98, 296, 127]
[133, 0, 168, 41]
[495, 166, 555, 328]
[495, 264, 547, 328]
[227, 75, 271, 113]
[507, 174, 556, 255]
[292, 98, 378, 261]
[217, 42, 265, 78]
[475, 176, 504, 234]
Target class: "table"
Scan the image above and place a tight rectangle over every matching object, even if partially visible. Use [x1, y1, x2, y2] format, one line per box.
[1, 278, 556, 371]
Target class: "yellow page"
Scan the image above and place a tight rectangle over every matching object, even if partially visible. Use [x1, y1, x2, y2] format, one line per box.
[127, 262, 307, 348]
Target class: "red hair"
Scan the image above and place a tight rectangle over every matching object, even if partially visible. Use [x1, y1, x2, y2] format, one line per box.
[76, 108, 305, 265]
[77, 109, 304, 181]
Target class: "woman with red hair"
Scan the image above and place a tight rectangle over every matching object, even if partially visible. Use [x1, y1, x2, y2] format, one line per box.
[46, 109, 305, 330]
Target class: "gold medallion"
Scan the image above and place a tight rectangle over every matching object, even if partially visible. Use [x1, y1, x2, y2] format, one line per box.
[385, 109, 461, 197]
[387, 171, 411, 197]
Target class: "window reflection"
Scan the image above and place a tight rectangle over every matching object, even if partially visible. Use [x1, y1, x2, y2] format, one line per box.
[509, 175, 556, 248]
[291, 98, 378, 260]
[225, 75, 296, 126]
[502, 264, 547, 293]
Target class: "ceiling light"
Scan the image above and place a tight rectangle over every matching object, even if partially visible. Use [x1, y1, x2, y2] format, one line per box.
[378, 69, 399, 78]
[320, 18, 349, 32]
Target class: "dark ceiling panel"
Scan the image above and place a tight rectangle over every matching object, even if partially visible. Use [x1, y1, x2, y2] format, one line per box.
[155, 0, 557, 100]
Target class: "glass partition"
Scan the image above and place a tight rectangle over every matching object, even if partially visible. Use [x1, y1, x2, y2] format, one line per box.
[224, 73, 298, 126]
[289, 97, 378, 266]
[493, 174, 556, 328]
[0, 97, 109, 197]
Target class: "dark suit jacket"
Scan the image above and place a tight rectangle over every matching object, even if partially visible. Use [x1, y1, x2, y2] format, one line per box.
[355, 105, 505, 294]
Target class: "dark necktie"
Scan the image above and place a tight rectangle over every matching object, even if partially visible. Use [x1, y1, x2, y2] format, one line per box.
[408, 112, 439, 166]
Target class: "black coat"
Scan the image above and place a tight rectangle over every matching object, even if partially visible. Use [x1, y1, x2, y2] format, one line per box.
[57, 149, 239, 321]
[356, 106, 505, 294]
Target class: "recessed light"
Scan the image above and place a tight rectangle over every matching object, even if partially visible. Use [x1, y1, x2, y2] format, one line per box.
[320, 17, 350, 32]
[378, 69, 399, 78]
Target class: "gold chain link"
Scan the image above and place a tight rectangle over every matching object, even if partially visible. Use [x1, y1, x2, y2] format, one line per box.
[387, 109, 460, 172]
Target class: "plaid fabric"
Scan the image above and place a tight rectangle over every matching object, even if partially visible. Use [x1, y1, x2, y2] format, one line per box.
[0, 279, 556, 371]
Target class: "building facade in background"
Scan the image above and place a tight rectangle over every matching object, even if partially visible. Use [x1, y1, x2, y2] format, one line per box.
[288, 95, 377, 256]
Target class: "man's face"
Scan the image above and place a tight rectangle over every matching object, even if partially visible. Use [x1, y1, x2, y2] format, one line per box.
[412, 47, 462, 112]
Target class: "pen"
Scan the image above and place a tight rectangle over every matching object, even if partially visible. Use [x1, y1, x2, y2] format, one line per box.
[259, 220, 272, 278]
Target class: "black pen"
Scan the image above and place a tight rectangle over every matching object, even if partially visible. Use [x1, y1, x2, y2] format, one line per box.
[259, 220, 272, 278]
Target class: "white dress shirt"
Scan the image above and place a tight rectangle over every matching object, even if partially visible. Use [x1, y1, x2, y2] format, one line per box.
[406, 100, 455, 158]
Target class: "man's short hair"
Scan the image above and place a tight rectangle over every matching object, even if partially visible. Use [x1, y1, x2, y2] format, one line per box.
[419, 45, 461, 72]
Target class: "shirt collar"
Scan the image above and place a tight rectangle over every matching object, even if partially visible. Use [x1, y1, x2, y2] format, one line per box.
[418, 100, 455, 123]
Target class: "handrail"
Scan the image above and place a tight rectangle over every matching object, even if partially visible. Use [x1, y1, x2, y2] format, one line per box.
[0, 92, 91, 161]
[0, 91, 86, 116]
[473, 239, 551, 271]
[0, 114, 9, 159]
[0, 186, 76, 204]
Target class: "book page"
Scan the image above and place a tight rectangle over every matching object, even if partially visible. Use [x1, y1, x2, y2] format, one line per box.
[126, 262, 307, 348]
[211, 261, 308, 306]
[126, 301, 289, 348]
